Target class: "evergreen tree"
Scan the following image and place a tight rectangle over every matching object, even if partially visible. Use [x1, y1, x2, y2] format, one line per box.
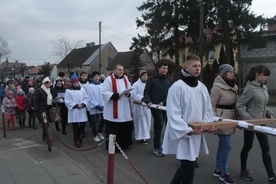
[129, 49, 144, 79]
[38, 62, 52, 77]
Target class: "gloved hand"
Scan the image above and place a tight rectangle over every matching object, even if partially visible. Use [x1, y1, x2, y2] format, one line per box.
[95, 105, 103, 111]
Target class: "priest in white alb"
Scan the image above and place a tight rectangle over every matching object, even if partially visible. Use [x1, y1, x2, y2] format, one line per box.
[101, 64, 141, 150]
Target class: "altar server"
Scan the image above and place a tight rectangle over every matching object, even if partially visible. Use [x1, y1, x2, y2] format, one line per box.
[162, 54, 215, 184]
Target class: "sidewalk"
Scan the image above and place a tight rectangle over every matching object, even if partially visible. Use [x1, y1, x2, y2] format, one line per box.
[0, 129, 104, 184]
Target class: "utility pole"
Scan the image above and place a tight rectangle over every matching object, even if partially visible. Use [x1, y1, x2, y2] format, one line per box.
[99, 21, 102, 73]
[199, 0, 204, 81]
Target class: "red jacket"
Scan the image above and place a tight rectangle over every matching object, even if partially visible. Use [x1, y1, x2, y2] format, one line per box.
[15, 94, 26, 112]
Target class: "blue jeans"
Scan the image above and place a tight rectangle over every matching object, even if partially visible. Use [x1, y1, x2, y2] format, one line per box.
[150, 108, 166, 149]
[91, 113, 104, 137]
[215, 134, 232, 176]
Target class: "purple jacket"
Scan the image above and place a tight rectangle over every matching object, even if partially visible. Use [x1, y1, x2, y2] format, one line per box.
[3, 97, 17, 114]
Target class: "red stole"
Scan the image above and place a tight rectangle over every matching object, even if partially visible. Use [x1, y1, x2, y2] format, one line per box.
[110, 74, 132, 119]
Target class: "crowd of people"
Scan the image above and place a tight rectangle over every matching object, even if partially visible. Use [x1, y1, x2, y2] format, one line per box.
[1, 54, 276, 184]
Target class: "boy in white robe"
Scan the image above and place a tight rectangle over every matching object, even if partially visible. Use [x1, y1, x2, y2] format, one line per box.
[131, 70, 151, 145]
[65, 74, 89, 148]
[162, 54, 215, 184]
[88, 71, 105, 142]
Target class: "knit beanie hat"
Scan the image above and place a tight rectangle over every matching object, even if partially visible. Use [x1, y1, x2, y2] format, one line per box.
[29, 87, 35, 93]
[17, 89, 23, 94]
[63, 77, 70, 82]
[139, 70, 147, 78]
[55, 76, 63, 82]
[28, 80, 33, 86]
[219, 64, 234, 77]
[6, 90, 13, 97]
[42, 77, 51, 84]
[70, 74, 79, 84]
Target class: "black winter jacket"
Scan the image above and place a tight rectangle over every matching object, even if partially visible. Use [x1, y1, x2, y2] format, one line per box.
[34, 87, 52, 112]
[143, 71, 172, 106]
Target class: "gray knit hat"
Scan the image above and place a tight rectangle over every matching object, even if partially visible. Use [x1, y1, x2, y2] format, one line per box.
[219, 64, 234, 76]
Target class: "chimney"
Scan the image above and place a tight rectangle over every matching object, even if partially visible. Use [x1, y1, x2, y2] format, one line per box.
[15, 60, 19, 64]
[86, 43, 91, 48]
[90, 42, 95, 46]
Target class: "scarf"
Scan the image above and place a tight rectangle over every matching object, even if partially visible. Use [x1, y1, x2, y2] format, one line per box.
[179, 69, 199, 87]
[110, 73, 132, 119]
[41, 84, 53, 105]
[222, 77, 236, 88]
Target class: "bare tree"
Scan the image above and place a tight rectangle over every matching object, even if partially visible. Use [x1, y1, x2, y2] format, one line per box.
[0, 37, 11, 80]
[0, 36, 11, 57]
[52, 35, 83, 62]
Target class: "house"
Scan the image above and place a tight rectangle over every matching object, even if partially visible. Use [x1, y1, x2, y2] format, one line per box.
[28, 64, 57, 80]
[0, 59, 27, 80]
[57, 42, 118, 77]
[106, 49, 156, 83]
[238, 26, 276, 92]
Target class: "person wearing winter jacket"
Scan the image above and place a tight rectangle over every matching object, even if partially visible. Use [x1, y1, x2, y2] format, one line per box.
[2, 90, 17, 130]
[210, 64, 238, 184]
[15, 89, 26, 128]
[26, 87, 36, 129]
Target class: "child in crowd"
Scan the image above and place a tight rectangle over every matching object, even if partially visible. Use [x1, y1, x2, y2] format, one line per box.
[6, 80, 16, 95]
[26, 87, 36, 129]
[65, 74, 89, 148]
[15, 89, 26, 128]
[3, 90, 17, 130]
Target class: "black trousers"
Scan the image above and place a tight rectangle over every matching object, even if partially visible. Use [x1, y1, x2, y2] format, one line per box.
[105, 120, 133, 150]
[151, 108, 167, 149]
[240, 130, 275, 178]
[171, 160, 197, 184]
[71, 123, 85, 141]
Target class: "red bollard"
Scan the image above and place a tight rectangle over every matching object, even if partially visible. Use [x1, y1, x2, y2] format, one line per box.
[2, 105, 6, 137]
[107, 134, 116, 184]
[42, 112, 52, 152]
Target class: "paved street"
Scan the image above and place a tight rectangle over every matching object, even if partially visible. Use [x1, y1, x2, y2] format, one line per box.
[1, 107, 276, 184]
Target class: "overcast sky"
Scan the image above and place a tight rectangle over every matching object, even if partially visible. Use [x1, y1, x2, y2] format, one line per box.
[0, 0, 275, 66]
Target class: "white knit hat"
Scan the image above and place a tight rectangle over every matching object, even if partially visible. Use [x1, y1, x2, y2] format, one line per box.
[42, 77, 51, 84]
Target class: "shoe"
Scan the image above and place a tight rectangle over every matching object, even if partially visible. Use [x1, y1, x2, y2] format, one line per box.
[62, 131, 67, 135]
[213, 170, 221, 177]
[93, 135, 101, 142]
[153, 147, 164, 157]
[75, 139, 81, 148]
[269, 177, 276, 184]
[219, 174, 235, 184]
[240, 169, 253, 181]
[141, 139, 148, 145]
[98, 133, 105, 140]
[33, 126, 37, 130]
